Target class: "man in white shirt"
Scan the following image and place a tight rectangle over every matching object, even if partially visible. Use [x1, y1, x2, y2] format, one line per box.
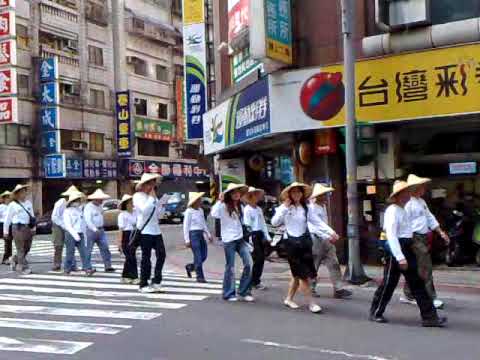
[133, 173, 166, 293]
[0, 191, 12, 264]
[369, 181, 446, 327]
[403, 174, 450, 309]
[51, 185, 80, 271]
[308, 184, 352, 299]
[84, 189, 114, 273]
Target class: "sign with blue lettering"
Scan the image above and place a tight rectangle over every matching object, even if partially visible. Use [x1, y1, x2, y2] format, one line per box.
[40, 82, 58, 105]
[40, 107, 59, 131]
[42, 130, 60, 154]
[39, 58, 58, 83]
[43, 154, 66, 178]
[66, 158, 83, 178]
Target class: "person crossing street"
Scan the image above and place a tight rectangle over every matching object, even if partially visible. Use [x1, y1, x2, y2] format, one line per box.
[0, 191, 12, 265]
[117, 194, 139, 284]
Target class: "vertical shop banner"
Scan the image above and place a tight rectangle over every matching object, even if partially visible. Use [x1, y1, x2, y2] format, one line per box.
[0, 97, 16, 123]
[175, 76, 186, 143]
[228, 0, 249, 42]
[0, 39, 16, 66]
[218, 158, 246, 191]
[43, 154, 66, 179]
[39, 58, 58, 83]
[42, 130, 60, 154]
[265, 0, 293, 64]
[115, 91, 132, 157]
[0, 3, 17, 124]
[40, 107, 59, 132]
[0, 10, 15, 37]
[0, 68, 15, 95]
[183, 0, 207, 140]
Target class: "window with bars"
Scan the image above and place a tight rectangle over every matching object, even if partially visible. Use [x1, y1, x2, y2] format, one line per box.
[16, 24, 29, 49]
[133, 58, 147, 76]
[89, 132, 104, 152]
[89, 88, 105, 109]
[88, 45, 104, 66]
[156, 65, 169, 82]
[134, 98, 147, 116]
[18, 74, 29, 97]
[156, 103, 168, 119]
[61, 130, 82, 150]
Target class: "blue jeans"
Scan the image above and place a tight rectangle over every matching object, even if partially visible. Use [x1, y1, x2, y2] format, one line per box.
[189, 230, 208, 280]
[64, 233, 88, 273]
[223, 239, 253, 299]
[85, 229, 112, 270]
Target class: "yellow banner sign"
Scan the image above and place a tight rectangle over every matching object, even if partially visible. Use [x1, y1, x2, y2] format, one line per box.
[183, 0, 205, 25]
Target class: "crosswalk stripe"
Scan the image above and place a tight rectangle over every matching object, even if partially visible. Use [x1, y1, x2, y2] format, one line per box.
[0, 284, 208, 301]
[0, 294, 186, 309]
[0, 278, 222, 294]
[25, 274, 223, 289]
[0, 305, 161, 320]
[0, 317, 131, 334]
[0, 337, 92, 355]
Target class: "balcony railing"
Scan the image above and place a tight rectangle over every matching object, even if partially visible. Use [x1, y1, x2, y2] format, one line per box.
[40, 0, 79, 23]
[40, 44, 80, 67]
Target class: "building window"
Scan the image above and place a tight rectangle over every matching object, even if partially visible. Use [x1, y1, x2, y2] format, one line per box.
[431, 0, 480, 25]
[156, 103, 168, 119]
[138, 138, 169, 157]
[133, 58, 147, 76]
[134, 98, 147, 116]
[89, 132, 104, 152]
[61, 130, 82, 150]
[156, 65, 168, 82]
[133, 18, 145, 31]
[89, 88, 105, 109]
[5, 124, 30, 147]
[16, 24, 29, 49]
[182, 143, 200, 159]
[88, 45, 104, 66]
[18, 74, 29, 97]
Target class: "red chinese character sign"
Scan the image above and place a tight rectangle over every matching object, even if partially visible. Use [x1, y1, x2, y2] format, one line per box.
[228, 0, 249, 42]
[0, 97, 17, 123]
[0, 11, 15, 37]
[0, 0, 15, 8]
[0, 39, 15, 65]
[0, 68, 15, 95]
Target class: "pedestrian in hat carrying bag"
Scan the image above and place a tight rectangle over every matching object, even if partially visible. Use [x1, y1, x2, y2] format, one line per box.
[183, 192, 212, 283]
[369, 181, 446, 327]
[3, 184, 35, 274]
[308, 183, 352, 299]
[0, 191, 12, 265]
[117, 194, 139, 284]
[133, 173, 167, 293]
[84, 189, 115, 273]
[401, 174, 450, 309]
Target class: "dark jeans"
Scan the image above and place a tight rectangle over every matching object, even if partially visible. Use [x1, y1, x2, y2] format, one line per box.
[187, 230, 208, 281]
[140, 234, 166, 288]
[1, 223, 12, 262]
[251, 231, 266, 286]
[223, 239, 253, 299]
[370, 239, 438, 321]
[121, 231, 138, 280]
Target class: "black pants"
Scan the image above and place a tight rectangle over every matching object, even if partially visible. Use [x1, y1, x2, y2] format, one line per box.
[1, 224, 12, 262]
[122, 231, 138, 280]
[370, 239, 438, 321]
[139, 234, 166, 288]
[251, 231, 266, 286]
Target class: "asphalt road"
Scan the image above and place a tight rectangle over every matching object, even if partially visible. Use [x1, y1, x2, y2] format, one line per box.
[0, 228, 478, 360]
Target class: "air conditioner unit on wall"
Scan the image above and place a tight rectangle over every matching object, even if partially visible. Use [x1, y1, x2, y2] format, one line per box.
[72, 139, 88, 152]
[376, 0, 431, 31]
[357, 132, 399, 181]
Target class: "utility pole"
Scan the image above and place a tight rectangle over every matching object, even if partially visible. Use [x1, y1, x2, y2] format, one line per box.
[341, 0, 369, 284]
[111, 0, 127, 91]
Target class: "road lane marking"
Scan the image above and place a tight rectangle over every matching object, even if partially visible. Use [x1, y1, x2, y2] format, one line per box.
[0, 304, 161, 320]
[0, 318, 130, 334]
[0, 337, 92, 355]
[241, 339, 393, 360]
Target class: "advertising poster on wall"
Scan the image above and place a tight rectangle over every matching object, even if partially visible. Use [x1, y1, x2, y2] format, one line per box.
[218, 158, 246, 191]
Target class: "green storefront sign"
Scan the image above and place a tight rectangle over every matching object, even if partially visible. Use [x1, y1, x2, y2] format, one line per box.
[134, 117, 173, 141]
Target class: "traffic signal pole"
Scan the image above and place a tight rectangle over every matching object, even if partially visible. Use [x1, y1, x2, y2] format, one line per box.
[341, 0, 370, 284]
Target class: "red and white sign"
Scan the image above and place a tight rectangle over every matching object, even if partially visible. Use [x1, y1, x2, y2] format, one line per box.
[0, 39, 15, 65]
[0, 0, 15, 8]
[0, 11, 15, 37]
[0, 68, 14, 95]
[228, 0, 249, 42]
[0, 97, 17, 123]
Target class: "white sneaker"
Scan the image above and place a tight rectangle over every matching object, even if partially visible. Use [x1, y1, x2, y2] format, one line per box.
[399, 297, 417, 306]
[151, 283, 162, 293]
[227, 297, 238, 302]
[283, 299, 300, 309]
[433, 299, 445, 309]
[139, 286, 156, 293]
[21, 268, 32, 275]
[120, 278, 133, 284]
[309, 303, 323, 314]
[132, 278, 141, 285]
[239, 295, 255, 302]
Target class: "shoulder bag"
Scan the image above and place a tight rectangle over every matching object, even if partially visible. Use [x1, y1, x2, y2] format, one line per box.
[128, 206, 156, 246]
[15, 201, 36, 229]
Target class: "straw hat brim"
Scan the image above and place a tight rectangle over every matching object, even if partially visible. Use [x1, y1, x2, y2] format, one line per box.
[244, 188, 265, 201]
[389, 184, 414, 200]
[0, 191, 11, 198]
[280, 183, 313, 200]
[67, 193, 84, 206]
[407, 176, 432, 187]
[119, 196, 133, 210]
[135, 174, 162, 191]
[188, 192, 205, 207]
[12, 185, 30, 194]
[310, 186, 335, 200]
[61, 186, 80, 197]
[224, 184, 248, 196]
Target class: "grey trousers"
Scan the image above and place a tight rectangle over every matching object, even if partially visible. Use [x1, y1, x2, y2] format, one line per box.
[311, 234, 343, 290]
[12, 225, 33, 270]
[52, 224, 65, 267]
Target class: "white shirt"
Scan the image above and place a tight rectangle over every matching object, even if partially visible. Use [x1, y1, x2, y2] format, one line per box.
[271, 204, 308, 238]
[51, 198, 67, 228]
[405, 196, 440, 235]
[4, 200, 34, 236]
[133, 192, 164, 236]
[83, 202, 104, 232]
[63, 206, 86, 241]
[308, 203, 336, 241]
[383, 204, 413, 262]
[243, 204, 271, 241]
[118, 211, 137, 231]
[211, 202, 243, 243]
[0, 203, 8, 223]
[183, 207, 211, 244]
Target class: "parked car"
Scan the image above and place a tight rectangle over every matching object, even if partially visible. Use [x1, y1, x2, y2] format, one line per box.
[36, 211, 52, 235]
[163, 192, 187, 224]
[103, 199, 121, 230]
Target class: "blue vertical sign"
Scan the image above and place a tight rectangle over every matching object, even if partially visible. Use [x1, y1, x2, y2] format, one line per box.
[40, 82, 59, 105]
[66, 158, 83, 178]
[39, 58, 58, 82]
[43, 154, 66, 179]
[42, 130, 60, 154]
[40, 107, 58, 132]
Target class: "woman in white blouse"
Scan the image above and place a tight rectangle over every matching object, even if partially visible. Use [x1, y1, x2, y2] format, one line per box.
[0, 191, 11, 265]
[243, 187, 271, 290]
[211, 183, 254, 302]
[271, 182, 322, 313]
[183, 192, 212, 283]
[63, 192, 92, 276]
[117, 194, 139, 284]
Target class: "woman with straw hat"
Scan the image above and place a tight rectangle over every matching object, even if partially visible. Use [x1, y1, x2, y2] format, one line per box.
[3, 184, 35, 274]
[271, 182, 322, 314]
[211, 183, 254, 302]
[369, 180, 446, 327]
[402, 174, 449, 310]
[51, 185, 80, 271]
[308, 183, 352, 299]
[133, 173, 167, 293]
[117, 194, 139, 284]
[183, 192, 212, 283]
[243, 187, 271, 290]
[84, 189, 115, 273]
[63, 191, 92, 276]
[0, 191, 12, 265]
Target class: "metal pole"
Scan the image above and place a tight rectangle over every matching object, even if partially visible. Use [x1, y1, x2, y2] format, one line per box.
[341, 0, 369, 284]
